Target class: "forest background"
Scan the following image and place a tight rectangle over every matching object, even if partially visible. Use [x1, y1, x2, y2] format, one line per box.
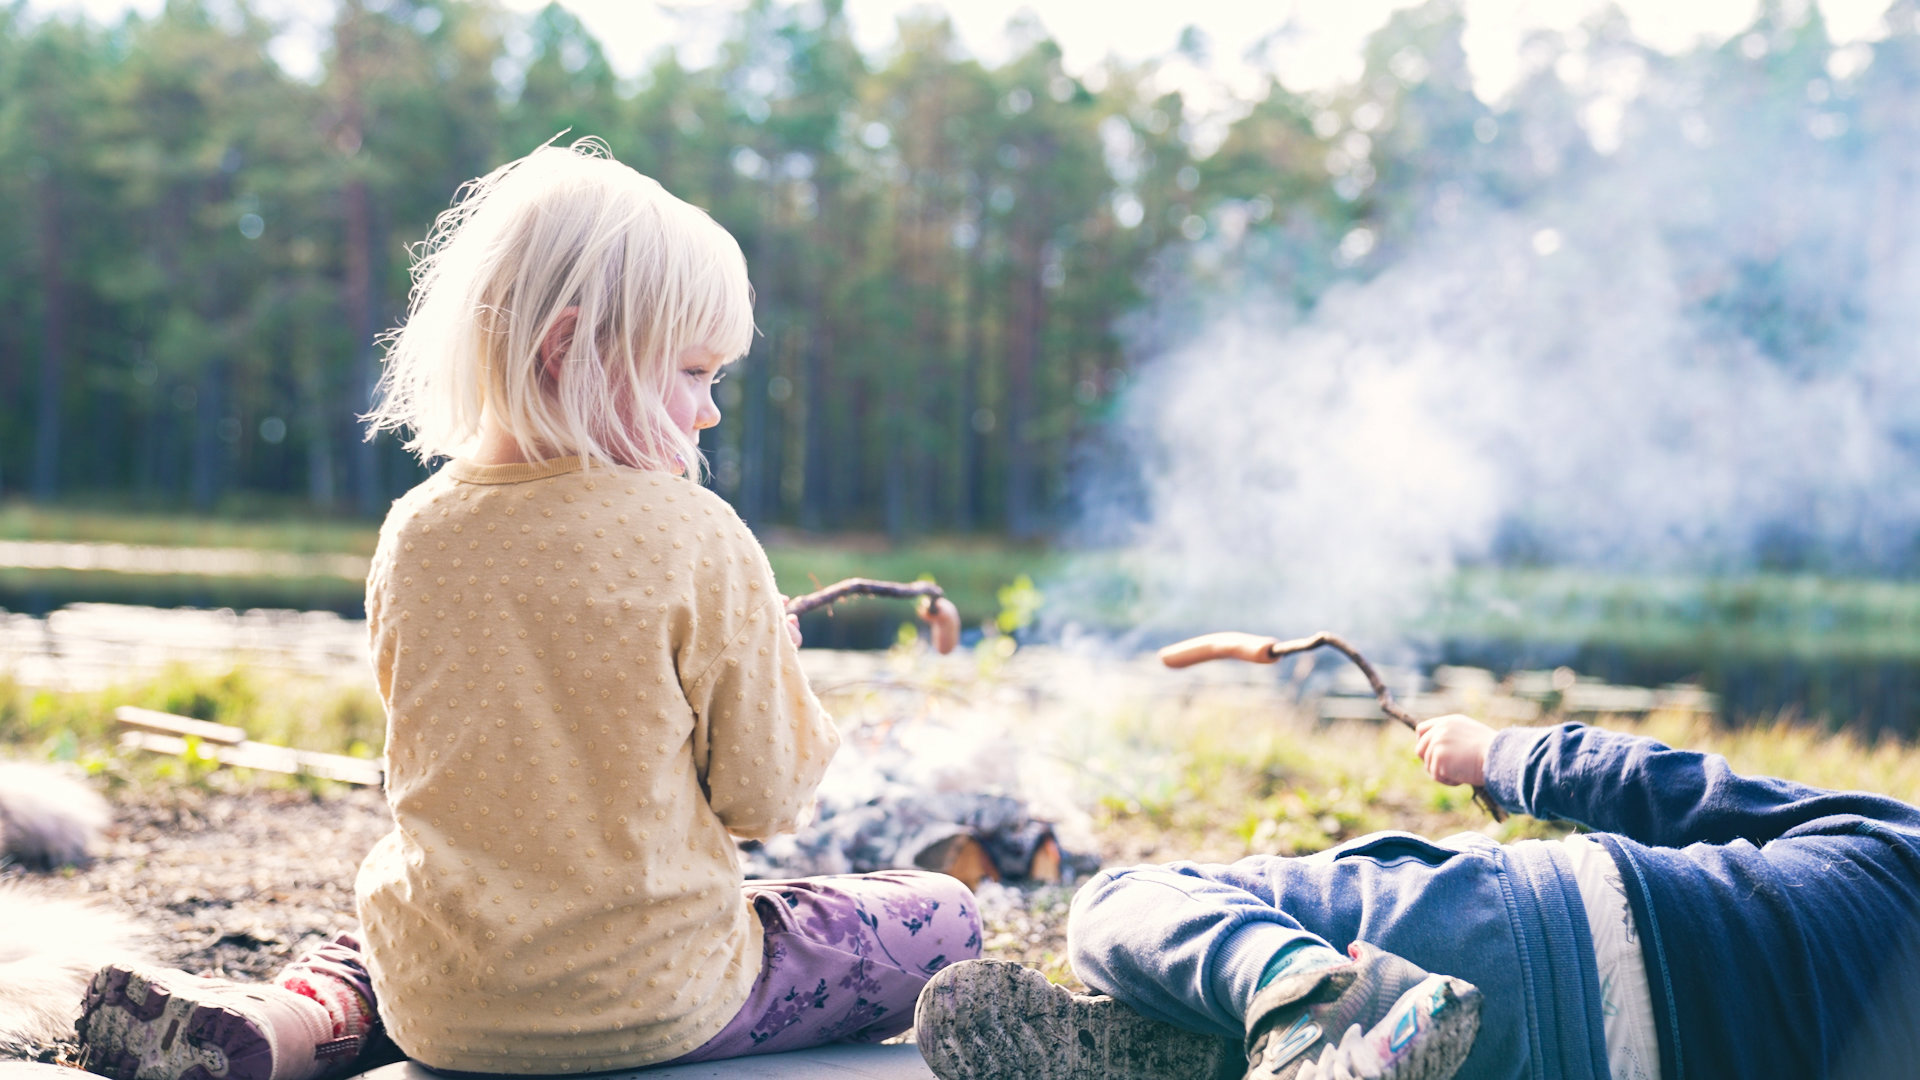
[6, 0, 1906, 539]
[12, 0, 1920, 736]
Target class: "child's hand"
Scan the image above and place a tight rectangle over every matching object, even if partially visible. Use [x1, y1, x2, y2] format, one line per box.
[1414, 714, 1494, 788]
[786, 613, 802, 648]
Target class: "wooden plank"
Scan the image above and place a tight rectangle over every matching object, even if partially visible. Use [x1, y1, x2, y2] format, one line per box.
[114, 705, 247, 745]
[118, 730, 384, 787]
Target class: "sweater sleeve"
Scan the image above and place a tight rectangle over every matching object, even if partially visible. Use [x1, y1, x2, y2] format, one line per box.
[1484, 721, 1920, 847]
[682, 594, 839, 839]
[672, 489, 839, 840]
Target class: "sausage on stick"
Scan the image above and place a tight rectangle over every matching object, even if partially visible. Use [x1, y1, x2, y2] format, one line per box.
[1158, 631, 1506, 821]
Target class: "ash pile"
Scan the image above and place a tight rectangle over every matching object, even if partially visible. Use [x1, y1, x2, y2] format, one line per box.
[740, 653, 1101, 888]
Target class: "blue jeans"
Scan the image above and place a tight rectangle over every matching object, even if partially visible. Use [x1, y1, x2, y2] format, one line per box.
[1067, 837, 1603, 1080]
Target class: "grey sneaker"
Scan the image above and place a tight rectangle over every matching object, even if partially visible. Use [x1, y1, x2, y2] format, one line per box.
[1244, 943, 1481, 1080]
[915, 959, 1240, 1080]
[76, 964, 352, 1080]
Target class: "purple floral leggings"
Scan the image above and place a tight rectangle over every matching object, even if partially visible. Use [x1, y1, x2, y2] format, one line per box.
[291, 870, 981, 1069]
[668, 870, 983, 1062]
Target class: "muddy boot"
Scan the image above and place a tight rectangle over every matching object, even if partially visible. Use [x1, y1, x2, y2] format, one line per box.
[915, 958, 1240, 1080]
[75, 964, 359, 1080]
[1243, 943, 1481, 1080]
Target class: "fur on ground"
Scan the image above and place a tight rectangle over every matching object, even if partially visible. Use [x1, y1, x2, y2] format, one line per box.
[0, 760, 110, 871]
[0, 760, 147, 1059]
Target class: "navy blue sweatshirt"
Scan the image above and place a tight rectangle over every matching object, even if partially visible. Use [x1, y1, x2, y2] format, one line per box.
[1486, 724, 1920, 1079]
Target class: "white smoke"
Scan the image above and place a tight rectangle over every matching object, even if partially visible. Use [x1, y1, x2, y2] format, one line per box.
[1063, 58, 1920, 645]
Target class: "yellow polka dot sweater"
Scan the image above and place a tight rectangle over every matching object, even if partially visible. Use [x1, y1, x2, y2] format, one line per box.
[354, 457, 840, 1073]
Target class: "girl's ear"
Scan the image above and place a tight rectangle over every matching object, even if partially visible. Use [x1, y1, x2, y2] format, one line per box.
[537, 307, 581, 382]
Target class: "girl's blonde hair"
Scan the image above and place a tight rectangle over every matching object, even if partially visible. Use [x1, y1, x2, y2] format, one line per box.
[368, 137, 753, 476]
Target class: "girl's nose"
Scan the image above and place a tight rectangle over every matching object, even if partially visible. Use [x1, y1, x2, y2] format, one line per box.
[695, 389, 722, 431]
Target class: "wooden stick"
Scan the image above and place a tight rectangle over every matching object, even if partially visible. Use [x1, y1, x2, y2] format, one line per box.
[114, 706, 247, 746]
[1159, 631, 1507, 821]
[784, 578, 943, 614]
[784, 578, 961, 654]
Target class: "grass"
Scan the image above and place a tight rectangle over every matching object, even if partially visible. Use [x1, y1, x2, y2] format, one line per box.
[1072, 683, 1574, 866]
[0, 501, 1056, 626]
[6, 645, 1920, 923]
[0, 665, 385, 794]
[1048, 670, 1920, 866]
[0, 567, 368, 616]
[0, 500, 380, 555]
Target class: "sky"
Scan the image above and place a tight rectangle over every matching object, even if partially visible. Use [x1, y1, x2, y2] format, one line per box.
[28, 0, 1902, 108]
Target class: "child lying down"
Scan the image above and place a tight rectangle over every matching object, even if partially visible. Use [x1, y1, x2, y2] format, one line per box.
[917, 715, 1920, 1080]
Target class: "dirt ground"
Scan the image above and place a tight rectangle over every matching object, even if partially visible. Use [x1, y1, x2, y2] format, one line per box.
[8, 785, 392, 982]
[20, 642, 1883, 1068]
[0, 779, 1080, 1066]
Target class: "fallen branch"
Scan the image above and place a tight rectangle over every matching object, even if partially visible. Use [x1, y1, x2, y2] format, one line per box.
[784, 578, 961, 654]
[1158, 631, 1507, 821]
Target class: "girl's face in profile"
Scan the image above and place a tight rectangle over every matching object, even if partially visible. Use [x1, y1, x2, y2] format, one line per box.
[662, 344, 725, 444]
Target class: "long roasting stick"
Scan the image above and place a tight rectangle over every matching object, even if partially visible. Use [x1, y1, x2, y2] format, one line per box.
[785, 578, 962, 654]
[1159, 631, 1507, 821]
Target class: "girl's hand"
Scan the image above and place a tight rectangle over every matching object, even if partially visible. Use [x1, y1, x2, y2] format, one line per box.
[1414, 714, 1494, 788]
[786, 613, 802, 648]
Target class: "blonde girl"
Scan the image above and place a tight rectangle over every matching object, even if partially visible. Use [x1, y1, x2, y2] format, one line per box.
[74, 139, 980, 1080]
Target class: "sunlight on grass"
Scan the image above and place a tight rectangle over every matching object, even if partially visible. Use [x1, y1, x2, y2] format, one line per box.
[1081, 688, 1574, 865]
[1076, 688, 1920, 865]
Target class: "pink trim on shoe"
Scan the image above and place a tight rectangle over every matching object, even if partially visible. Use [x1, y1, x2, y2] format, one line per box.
[76, 964, 338, 1080]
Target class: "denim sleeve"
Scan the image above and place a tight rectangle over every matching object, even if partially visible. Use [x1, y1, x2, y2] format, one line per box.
[1483, 722, 1920, 846]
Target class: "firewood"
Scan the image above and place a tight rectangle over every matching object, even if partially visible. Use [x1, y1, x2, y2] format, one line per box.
[1025, 836, 1061, 884]
[913, 832, 1001, 891]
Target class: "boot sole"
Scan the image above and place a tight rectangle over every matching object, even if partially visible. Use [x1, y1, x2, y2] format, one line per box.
[915, 959, 1239, 1080]
[77, 965, 274, 1080]
[1359, 976, 1482, 1080]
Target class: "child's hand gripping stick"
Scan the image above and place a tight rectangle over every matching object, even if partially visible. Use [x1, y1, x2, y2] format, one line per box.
[784, 578, 962, 654]
[1158, 631, 1507, 821]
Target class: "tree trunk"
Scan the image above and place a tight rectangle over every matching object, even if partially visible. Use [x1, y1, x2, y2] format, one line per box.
[190, 361, 224, 511]
[955, 250, 981, 533]
[801, 296, 833, 531]
[337, 0, 382, 516]
[31, 172, 64, 501]
[739, 339, 769, 525]
[1004, 249, 1044, 538]
[738, 186, 781, 525]
[308, 421, 337, 506]
[343, 176, 380, 515]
